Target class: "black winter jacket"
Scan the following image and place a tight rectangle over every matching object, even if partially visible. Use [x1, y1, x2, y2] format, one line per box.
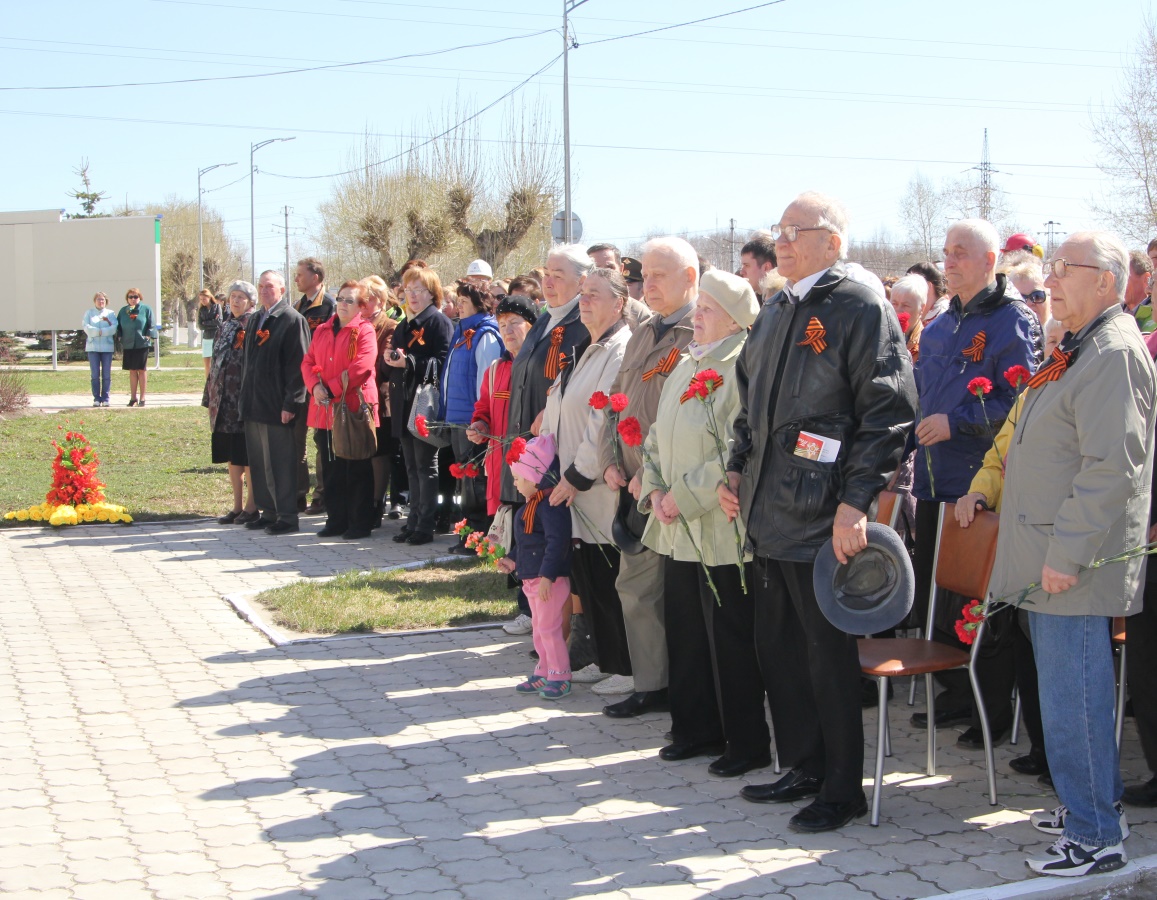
[727, 262, 918, 562]
[388, 304, 453, 440]
[238, 299, 310, 426]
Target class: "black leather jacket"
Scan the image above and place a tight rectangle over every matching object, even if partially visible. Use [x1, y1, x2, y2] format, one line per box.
[727, 263, 918, 562]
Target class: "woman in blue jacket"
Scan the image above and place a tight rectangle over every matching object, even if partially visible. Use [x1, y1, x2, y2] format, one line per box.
[82, 292, 118, 407]
[441, 281, 502, 541]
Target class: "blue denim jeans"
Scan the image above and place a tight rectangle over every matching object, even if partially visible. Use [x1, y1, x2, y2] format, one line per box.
[1029, 611, 1123, 847]
[87, 351, 112, 403]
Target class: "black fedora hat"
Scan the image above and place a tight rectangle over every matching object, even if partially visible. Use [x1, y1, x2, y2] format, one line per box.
[813, 523, 915, 635]
[611, 486, 647, 556]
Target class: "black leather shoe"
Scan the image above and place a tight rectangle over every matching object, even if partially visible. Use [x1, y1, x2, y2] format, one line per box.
[1009, 750, 1049, 777]
[910, 706, 972, 728]
[602, 690, 669, 719]
[740, 768, 823, 804]
[218, 510, 241, 525]
[265, 521, 298, 535]
[709, 753, 772, 778]
[956, 724, 1010, 750]
[1122, 776, 1157, 807]
[788, 794, 869, 833]
[392, 528, 413, 543]
[406, 531, 434, 545]
[245, 517, 274, 530]
[316, 527, 343, 537]
[342, 529, 372, 540]
[1038, 771, 1053, 789]
[659, 740, 725, 762]
[448, 543, 477, 556]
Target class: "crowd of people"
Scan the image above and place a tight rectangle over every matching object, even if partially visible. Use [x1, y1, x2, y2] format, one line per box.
[82, 190, 1157, 878]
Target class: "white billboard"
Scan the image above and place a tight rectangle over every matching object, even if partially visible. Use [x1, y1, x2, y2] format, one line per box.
[0, 210, 162, 331]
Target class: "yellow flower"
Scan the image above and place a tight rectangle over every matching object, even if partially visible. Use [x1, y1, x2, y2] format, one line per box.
[29, 509, 42, 521]
[15, 510, 28, 521]
[121, 514, 133, 523]
[95, 511, 108, 522]
[4, 511, 14, 520]
[49, 506, 78, 527]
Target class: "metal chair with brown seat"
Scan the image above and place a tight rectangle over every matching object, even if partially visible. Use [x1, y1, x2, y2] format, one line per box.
[859, 503, 1000, 826]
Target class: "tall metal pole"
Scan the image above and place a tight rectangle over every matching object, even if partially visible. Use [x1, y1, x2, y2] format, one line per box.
[283, 206, 291, 285]
[562, 0, 571, 245]
[729, 218, 736, 272]
[250, 137, 296, 282]
[198, 162, 235, 293]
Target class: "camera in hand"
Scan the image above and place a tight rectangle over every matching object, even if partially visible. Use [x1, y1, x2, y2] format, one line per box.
[389, 349, 403, 362]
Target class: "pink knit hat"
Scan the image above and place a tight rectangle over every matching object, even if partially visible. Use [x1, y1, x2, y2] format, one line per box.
[510, 433, 557, 484]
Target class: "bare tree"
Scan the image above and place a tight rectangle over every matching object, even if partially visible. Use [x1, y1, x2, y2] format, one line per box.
[67, 159, 109, 219]
[847, 227, 923, 279]
[943, 173, 1015, 233]
[899, 173, 949, 259]
[1090, 16, 1157, 242]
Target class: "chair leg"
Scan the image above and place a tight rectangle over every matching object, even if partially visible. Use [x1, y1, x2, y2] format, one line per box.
[1010, 686, 1021, 747]
[871, 676, 888, 827]
[968, 631, 998, 806]
[925, 672, 936, 776]
[884, 685, 892, 758]
[773, 748, 780, 775]
[1115, 644, 1127, 749]
[908, 628, 922, 706]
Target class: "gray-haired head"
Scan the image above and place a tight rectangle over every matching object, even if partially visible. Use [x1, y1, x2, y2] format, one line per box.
[228, 280, 258, 308]
[1066, 231, 1130, 305]
[947, 219, 1000, 256]
[640, 236, 700, 280]
[793, 191, 850, 259]
[890, 273, 929, 307]
[547, 243, 595, 279]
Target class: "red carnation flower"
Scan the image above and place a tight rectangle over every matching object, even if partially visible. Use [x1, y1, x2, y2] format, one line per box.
[1004, 365, 1031, 390]
[463, 463, 480, 478]
[898, 312, 911, 333]
[505, 437, 527, 465]
[449, 463, 464, 479]
[955, 620, 974, 644]
[414, 415, 430, 438]
[617, 416, 643, 448]
[609, 393, 629, 413]
[588, 391, 609, 410]
[967, 377, 993, 397]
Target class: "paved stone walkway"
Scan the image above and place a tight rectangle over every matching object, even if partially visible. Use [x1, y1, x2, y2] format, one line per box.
[27, 393, 203, 411]
[2, 518, 1155, 899]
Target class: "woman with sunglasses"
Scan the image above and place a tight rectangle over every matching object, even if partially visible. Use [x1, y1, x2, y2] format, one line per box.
[116, 288, 156, 406]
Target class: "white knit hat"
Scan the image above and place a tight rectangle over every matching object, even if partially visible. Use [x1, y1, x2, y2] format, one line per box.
[698, 269, 759, 328]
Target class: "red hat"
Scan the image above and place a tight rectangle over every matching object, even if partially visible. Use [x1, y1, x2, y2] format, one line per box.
[1001, 233, 1038, 253]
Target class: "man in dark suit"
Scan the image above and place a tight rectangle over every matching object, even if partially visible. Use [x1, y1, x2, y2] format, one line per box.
[240, 270, 310, 535]
[719, 191, 917, 833]
[294, 257, 336, 514]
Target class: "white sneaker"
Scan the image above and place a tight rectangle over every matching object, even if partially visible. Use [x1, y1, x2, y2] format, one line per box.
[1030, 802, 1130, 840]
[592, 674, 634, 695]
[502, 614, 533, 635]
[571, 664, 609, 684]
[1026, 837, 1127, 876]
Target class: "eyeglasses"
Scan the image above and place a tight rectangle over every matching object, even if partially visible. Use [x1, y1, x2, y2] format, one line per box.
[1024, 290, 1047, 304]
[127, 294, 141, 299]
[770, 224, 834, 243]
[335, 296, 358, 305]
[1046, 258, 1102, 279]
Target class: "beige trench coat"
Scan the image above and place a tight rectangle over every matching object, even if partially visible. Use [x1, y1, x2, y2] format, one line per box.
[990, 306, 1156, 616]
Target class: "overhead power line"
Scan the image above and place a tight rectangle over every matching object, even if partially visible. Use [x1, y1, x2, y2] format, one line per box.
[0, 29, 552, 91]
[578, 0, 787, 45]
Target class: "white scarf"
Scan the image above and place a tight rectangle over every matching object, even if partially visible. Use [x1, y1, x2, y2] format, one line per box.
[687, 336, 728, 361]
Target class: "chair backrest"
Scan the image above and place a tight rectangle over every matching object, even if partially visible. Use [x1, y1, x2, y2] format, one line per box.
[925, 504, 1000, 634]
[875, 489, 900, 530]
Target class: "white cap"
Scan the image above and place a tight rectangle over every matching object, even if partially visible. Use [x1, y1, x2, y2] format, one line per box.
[466, 259, 493, 278]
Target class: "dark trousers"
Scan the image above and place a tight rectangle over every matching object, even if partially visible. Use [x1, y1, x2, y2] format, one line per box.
[244, 420, 299, 526]
[389, 436, 407, 506]
[293, 414, 325, 506]
[451, 428, 489, 533]
[913, 499, 1016, 731]
[666, 558, 724, 744]
[1127, 581, 1157, 773]
[753, 554, 863, 803]
[399, 431, 439, 535]
[571, 541, 631, 675]
[707, 561, 772, 760]
[1014, 610, 1046, 758]
[316, 430, 373, 533]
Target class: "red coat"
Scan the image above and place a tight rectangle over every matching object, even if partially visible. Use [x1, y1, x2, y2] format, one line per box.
[301, 317, 380, 429]
[471, 355, 512, 515]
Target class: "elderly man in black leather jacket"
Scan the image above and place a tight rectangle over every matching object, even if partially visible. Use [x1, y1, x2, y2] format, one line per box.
[719, 191, 917, 833]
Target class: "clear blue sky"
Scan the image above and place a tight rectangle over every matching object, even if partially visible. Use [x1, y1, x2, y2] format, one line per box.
[0, 0, 1146, 273]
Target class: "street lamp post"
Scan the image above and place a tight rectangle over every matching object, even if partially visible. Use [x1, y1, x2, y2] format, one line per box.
[198, 162, 236, 293]
[561, 0, 590, 245]
[250, 137, 296, 281]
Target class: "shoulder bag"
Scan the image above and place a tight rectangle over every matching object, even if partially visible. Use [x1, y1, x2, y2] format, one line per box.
[332, 370, 377, 460]
[407, 357, 450, 448]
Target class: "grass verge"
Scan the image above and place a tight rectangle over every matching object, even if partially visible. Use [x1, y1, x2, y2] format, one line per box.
[0, 406, 233, 522]
[255, 560, 518, 634]
[17, 368, 207, 395]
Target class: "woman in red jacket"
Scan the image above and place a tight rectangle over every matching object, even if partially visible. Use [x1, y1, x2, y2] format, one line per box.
[302, 280, 380, 540]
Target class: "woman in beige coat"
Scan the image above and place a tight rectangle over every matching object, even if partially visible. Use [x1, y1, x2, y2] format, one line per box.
[639, 269, 770, 776]
[542, 268, 634, 681]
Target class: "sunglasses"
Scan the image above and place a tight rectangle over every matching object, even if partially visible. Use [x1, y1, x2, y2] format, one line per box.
[127, 294, 141, 299]
[1024, 290, 1047, 304]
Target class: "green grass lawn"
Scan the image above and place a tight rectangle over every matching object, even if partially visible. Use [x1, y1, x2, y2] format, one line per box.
[13, 367, 207, 395]
[0, 406, 233, 522]
[255, 560, 518, 634]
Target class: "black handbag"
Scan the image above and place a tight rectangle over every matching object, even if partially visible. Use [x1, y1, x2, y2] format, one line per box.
[331, 370, 377, 460]
[407, 358, 450, 448]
